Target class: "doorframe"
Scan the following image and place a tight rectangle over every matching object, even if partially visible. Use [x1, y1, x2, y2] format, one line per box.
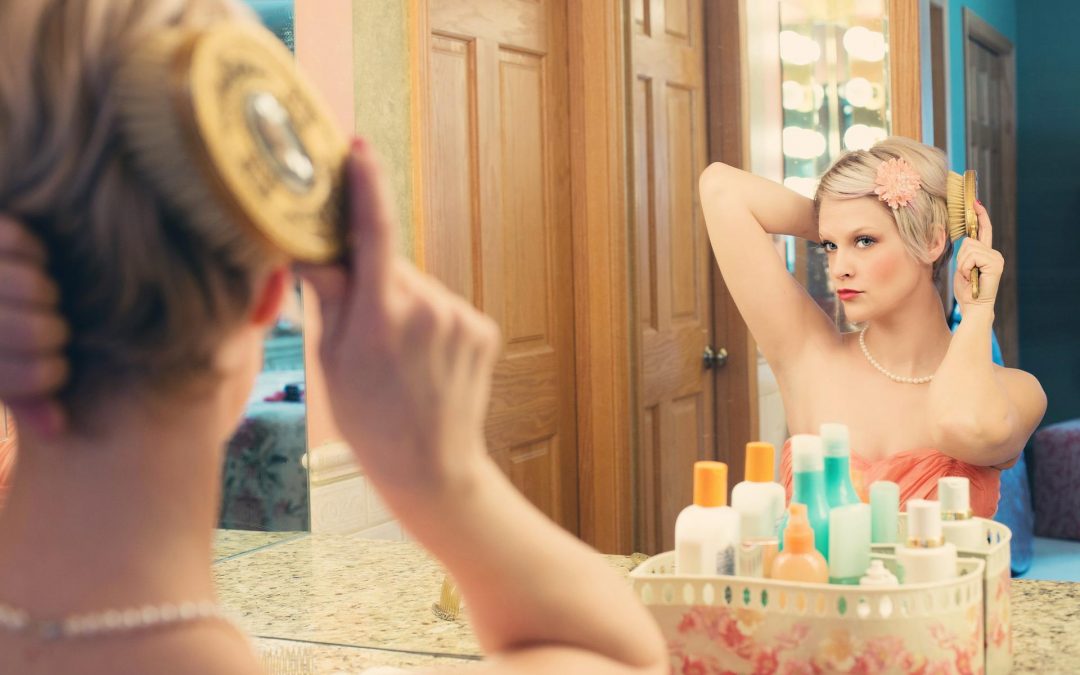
[703, 0, 758, 487]
[962, 8, 1018, 366]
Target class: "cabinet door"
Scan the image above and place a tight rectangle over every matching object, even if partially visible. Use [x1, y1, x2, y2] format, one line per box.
[419, 0, 579, 533]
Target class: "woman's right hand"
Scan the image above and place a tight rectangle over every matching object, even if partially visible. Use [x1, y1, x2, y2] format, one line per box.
[296, 140, 501, 498]
[0, 216, 69, 436]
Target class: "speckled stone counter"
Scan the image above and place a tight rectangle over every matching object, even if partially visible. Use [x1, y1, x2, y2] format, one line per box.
[215, 532, 1080, 672]
[213, 529, 305, 561]
[1010, 580, 1080, 673]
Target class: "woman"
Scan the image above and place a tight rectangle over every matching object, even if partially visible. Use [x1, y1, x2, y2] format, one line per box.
[699, 136, 1045, 516]
[0, 1, 665, 673]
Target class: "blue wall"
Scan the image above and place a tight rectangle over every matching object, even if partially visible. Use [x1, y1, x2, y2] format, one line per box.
[1015, 1, 1080, 425]
[943, 1, 1079, 424]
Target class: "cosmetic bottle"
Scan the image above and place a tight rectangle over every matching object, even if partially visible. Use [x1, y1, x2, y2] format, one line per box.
[771, 504, 828, 583]
[821, 423, 862, 508]
[938, 476, 986, 551]
[675, 461, 740, 575]
[828, 503, 872, 585]
[732, 442, 784, 577]
[895, 499, 957, 584]
[780, 434, 830, 559]
[859, 559, 899, 587]
[870, 481, 900, 544]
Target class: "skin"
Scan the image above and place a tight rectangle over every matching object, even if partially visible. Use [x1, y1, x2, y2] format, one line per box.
[0, 144, 666, 675]
[698, 161, 1045, 467]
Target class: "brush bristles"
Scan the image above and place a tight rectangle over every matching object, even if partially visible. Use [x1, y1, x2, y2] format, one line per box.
[946, 171, 968, 242]
[114, 31, 243, 251]
[259, 645, 314, 674]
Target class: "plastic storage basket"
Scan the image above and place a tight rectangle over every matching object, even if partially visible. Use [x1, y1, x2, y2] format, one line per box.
[630, 517, 1011, 674]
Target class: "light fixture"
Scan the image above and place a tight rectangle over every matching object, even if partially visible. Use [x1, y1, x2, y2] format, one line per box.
[783, 176, 819, 199]
[843, 124, 887, 150]
[842, 26, 886, 62]
[780, 30, 821, 66]
[783, 127, 827, 159]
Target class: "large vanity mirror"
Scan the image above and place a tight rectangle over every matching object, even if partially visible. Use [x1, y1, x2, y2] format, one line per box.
[218, 0, 311, 534]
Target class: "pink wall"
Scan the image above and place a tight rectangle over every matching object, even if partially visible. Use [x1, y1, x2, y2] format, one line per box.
[294, 0, 355, 450]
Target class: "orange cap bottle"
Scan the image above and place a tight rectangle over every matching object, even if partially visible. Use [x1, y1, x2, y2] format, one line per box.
[771, 503, 829, 583]
[693, 461, 728, 507]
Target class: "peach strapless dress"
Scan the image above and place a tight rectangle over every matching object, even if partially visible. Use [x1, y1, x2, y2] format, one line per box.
[780, 439, 1002, 517]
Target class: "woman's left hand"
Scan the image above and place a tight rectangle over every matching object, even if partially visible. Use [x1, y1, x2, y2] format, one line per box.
[954, 200, 1004, 310]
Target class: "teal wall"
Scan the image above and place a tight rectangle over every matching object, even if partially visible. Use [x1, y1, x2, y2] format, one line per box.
[1015, 1, 1080, 425]
[944, 0, 1016, 171]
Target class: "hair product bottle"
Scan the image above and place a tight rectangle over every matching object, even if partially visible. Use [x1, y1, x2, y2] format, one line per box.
[732, 442, 785, 577]
[828, 503, 872, 584]
[938, 476, 987, 551]
[782, 434, 830, 560]
[870, 480, 900, 544]
[821, 423, 862, 508]
[896, 499, 958, 584]
[675, 461, 740, 575]
[771, 503, 828, 583]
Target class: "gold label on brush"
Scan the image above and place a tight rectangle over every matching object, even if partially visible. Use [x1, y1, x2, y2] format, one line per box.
[176, 25, 347, 262]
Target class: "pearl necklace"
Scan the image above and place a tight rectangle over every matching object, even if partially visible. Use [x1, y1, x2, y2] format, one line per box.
[858, 326, 934, 385]
[0, 599, 236, 641]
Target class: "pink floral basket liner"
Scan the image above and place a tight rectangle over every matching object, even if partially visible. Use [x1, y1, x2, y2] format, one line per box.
[631, 552, 990, 675]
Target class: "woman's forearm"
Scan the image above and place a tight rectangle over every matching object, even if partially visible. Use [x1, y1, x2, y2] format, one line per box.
[928, 306, 1016, 461]
[377, 457, 666, 673]
[701, 163, 819, 241]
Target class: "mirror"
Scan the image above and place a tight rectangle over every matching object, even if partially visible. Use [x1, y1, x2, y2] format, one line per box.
[778, 0, 891, 329]
[217, 0, 310, 533]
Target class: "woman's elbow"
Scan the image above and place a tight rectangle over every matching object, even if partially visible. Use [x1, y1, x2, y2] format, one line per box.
[932, 414, 1013, 464]
[699, 161, 737, 196]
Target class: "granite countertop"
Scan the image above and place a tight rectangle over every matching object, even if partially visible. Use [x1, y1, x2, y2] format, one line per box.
[214, 531, 1080, 673]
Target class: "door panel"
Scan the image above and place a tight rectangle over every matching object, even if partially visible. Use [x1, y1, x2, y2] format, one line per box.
[422, 0, 578, 532]
[632, 0, 715, 553]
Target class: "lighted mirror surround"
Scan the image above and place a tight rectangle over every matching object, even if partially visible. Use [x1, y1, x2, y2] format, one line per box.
[778, 0, 892, 327]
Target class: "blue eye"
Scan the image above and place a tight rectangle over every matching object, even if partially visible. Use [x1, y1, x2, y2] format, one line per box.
[820, 241, 837, 252]
[855, 236, 876, 248]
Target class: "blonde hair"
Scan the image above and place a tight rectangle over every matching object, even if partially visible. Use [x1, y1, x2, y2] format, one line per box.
[815, 136, 952, 284]
[0, 0, 274, 425]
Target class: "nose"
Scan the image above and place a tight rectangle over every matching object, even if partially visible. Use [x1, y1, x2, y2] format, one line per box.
[830, 248, 854, 281]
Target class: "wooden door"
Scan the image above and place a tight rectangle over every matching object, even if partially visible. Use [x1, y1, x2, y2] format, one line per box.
[631, 0, 716, 553]
[965, 9, 1018, 367]
[0, 407, 14, 502]
[417, 0, 579, 532]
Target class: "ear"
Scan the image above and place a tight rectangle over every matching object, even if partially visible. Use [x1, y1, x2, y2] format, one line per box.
[927, 224, 947, 261]
[249, 266, 290, 328]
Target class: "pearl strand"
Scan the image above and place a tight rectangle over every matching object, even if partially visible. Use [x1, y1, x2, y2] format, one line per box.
[858, 326, 934, 385]
[0, 599, 235, 641]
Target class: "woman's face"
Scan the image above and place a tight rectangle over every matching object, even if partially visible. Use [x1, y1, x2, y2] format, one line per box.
[817, 196, 928, 324]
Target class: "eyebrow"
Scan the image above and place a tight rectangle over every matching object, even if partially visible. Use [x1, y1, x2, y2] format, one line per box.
[818, 227, 880, 241]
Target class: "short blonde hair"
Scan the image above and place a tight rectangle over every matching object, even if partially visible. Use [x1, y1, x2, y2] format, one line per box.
[0, 0, 274, 425]
[815, 136, 952, 283]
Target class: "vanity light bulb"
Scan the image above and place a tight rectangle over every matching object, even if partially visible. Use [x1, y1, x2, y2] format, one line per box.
[843, 124, 888, 151]
[780, 30, 822, 66]
[842, 26, 886, 62]
[783, 127, 827, 160]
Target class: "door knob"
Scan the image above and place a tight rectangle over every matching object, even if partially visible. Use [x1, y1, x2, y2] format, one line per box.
[703, 345, 728, 370]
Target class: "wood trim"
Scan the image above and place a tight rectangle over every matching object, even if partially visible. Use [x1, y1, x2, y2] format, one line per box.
[567, 0, 634, 554]
[407, 0, 430, 268]
[704, 0, 757, 485]
[888, 0, 922, 139]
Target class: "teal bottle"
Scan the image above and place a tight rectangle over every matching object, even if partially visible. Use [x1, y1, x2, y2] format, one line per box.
[779, 434, 830, 560]
[821, 423, 862, 508]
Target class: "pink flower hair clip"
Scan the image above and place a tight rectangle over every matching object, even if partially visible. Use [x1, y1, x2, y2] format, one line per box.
[874, 157, 922, 208]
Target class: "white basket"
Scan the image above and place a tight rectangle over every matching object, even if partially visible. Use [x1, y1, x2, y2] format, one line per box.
[889, 514, 1013, 673]
[631, 519, 1012, 675]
